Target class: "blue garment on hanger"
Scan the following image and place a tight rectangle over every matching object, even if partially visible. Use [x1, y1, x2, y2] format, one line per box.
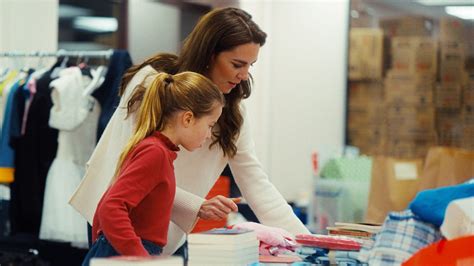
[409, 180, 474, 226]
[0, 80, 21, 168]
[92, 50, 132, 140]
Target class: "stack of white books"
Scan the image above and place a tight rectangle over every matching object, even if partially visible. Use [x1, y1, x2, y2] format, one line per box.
[187, 227, 259, 266]
[90, 255, 183, 266]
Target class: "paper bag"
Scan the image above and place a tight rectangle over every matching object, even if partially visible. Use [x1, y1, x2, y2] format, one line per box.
[365, 157, 424, 223]
[418, 147, 474, 190]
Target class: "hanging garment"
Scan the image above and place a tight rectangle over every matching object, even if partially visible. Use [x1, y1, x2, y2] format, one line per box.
[91, 50, 132, 140]
[10, 67, 59, 236]
[0, 72, 28, 183]
[0, 70, 19, 126]
[40, 67, 100, 248]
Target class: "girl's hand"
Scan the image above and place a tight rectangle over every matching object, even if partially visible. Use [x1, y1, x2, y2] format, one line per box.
[197, 195, 240, 220]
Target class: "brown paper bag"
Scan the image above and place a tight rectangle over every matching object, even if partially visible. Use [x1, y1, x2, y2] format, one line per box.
[418, 147, 474, 190]
[365, 156, 424, 223]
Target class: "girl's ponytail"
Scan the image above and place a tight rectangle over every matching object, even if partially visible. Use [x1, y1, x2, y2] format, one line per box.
[111, 73, 172, 184]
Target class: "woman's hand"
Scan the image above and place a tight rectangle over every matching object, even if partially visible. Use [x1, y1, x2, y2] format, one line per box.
[198, 195, 241, 221]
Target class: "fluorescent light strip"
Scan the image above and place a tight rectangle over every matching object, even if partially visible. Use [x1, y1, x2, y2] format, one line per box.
[445, 6, 474, 20]
[416, 0, 474, 5]
[73, 17, 118, 33]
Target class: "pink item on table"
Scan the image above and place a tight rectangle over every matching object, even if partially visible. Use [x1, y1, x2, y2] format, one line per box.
[231, 222, 297, 256]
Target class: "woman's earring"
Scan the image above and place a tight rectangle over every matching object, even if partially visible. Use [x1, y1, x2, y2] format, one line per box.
[206, 65, 209, 69]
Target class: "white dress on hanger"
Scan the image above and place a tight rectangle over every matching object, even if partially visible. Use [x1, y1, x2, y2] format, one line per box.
[39, 67, 100, 248]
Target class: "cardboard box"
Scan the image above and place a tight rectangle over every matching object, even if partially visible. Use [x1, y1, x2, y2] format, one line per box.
[436, 108, 463, 147]
[440, 41, 467, 85]
[465, 86, 474, 107]
[348, 126, 386, 156]
[384, 71, 434, 105]
[387, 125, 437, 141]
[385, 138, 435, 159]
[441, 41, 467, 57]
[436, 108, 462, 131]
[348, 103, 386, 129]
[440, 17, 466, 42]
[349, 81, 384, 104]
[349, 28, 384, 80]
[385, 104, 436, 140]
[435, 84, 462, 108]
[462, 105, 474, 126]
[386, 104, 435, 119]
[391, 37, 437, 75]
[462, 125, 474, 150]
[380, 16, 434, 37]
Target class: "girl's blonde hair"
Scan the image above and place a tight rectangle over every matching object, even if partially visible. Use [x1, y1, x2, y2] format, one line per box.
[111, 71, 224, 184]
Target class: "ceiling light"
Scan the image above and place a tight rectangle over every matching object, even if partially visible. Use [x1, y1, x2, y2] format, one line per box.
[73, 17, 118, 33]
[416, 0, 474, 5]
[445, 6, 474, 20]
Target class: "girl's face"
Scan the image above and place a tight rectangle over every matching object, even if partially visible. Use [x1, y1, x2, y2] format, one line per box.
[207, 42, 260, 94]
[180, 103, 223, 151]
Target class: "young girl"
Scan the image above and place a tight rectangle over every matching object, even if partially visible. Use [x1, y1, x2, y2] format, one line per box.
[82, 71, 224, 266]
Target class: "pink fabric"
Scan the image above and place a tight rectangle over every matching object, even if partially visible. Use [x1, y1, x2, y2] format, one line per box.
[21, 78, 37, 135]
[232, 222, 296, 256]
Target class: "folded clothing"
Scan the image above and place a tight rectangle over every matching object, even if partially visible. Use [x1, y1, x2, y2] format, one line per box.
[358, 210, 443, 266]
[409, 180, 474, 226]
[296, 246, 366, 266]
[441, 197, 474, 240]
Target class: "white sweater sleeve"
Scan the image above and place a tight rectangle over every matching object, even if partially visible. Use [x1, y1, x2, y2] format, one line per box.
[229, 105, 310, 236]
[170, 187, 205, 233]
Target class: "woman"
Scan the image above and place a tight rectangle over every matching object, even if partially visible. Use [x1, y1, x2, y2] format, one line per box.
[70, 7, 310, 255]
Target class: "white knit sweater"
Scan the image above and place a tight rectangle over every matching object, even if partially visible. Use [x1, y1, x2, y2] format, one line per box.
[69, 66, 310, 255]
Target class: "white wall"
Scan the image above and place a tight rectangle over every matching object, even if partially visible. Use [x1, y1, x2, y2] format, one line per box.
[0, 0, 58, 67]
[128, 0, 180, 63]
[241, 0, 349, 201]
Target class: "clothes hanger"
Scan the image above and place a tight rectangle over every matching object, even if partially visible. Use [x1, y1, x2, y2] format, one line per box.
[31, 54, 50, 79]
[82, 65, 107, 97]
[50, 55, 69, 79]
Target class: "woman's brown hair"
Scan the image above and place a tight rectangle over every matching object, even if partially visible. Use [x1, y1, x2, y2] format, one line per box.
[119, 7, 267, 157]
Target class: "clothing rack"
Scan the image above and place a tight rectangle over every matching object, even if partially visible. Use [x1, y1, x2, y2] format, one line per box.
[0, 49, 114, 58]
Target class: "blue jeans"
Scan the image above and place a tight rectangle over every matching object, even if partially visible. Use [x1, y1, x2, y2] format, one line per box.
[82, 234, 162, 266]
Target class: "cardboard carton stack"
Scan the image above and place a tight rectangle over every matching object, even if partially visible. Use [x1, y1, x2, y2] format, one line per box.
[348, 15, 473, 158]
[347, 81, 385, 155]
[347, 21, 385, 155]
[437, 17, 473, 150]
[384, 37, 438, 157]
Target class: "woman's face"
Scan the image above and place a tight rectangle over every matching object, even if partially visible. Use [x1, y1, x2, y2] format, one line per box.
[207, 42, 260, 94]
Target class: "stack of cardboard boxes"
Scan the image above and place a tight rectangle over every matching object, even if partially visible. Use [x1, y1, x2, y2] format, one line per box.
[347, 28, 385, 155]
[437, 18, 473, 150]
[348, 16, 473, 158]
[384, 35, 438, 158]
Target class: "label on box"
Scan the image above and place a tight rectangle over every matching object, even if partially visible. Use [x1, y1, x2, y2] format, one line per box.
[394, 162, 418, 180]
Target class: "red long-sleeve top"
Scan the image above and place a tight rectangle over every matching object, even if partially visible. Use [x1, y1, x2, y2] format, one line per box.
[92, 131, 179, 256]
